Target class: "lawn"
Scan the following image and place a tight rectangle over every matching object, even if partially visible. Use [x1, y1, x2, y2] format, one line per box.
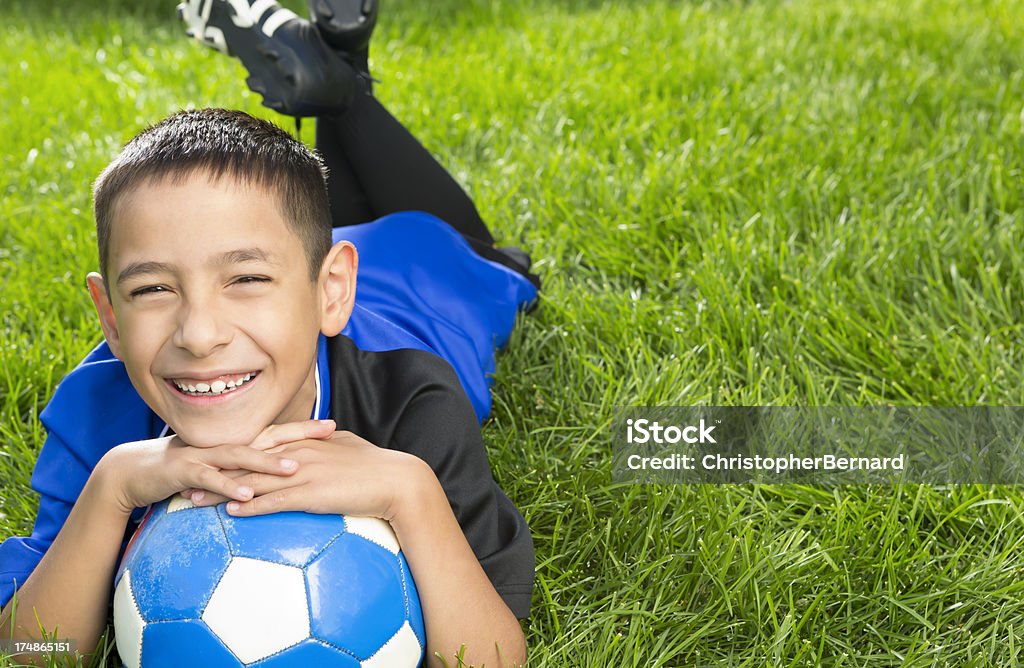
[3, 0, 1024, 665]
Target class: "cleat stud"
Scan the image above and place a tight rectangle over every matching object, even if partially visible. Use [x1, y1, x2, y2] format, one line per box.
[314, 0, 334, 20]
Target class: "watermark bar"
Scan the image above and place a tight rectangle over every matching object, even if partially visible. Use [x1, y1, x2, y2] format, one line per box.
[612, 407, 1024, 484]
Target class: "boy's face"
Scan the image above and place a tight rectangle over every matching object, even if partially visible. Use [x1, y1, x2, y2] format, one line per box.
[86, 171, 356, 449]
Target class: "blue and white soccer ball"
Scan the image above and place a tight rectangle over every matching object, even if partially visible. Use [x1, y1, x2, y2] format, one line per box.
[113, 494, 425, 667]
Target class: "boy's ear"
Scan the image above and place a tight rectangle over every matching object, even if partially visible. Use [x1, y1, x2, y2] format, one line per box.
[318, 240, 358, 337]
[86, 272, 124, 359]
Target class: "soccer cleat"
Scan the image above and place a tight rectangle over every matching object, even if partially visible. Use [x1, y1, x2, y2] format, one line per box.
[177, 0, 358, 117]
[308, 0, 378, 54]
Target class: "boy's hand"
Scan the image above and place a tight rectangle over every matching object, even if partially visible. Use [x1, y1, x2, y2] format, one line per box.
[97, 420, 334, 515]
[178, 419, 337, 504]
[190, 430, 425, 521]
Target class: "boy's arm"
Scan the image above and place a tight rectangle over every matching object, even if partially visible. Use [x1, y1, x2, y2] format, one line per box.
[384, 370, 531, 666]
[1, 425, 317, 665]
[385, 364, 533, 668]
[388, 458, 528, 667]
[0, 462, 132, 666]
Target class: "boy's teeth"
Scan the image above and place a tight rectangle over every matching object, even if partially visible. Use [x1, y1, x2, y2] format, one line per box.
[174, 372, 256, 396]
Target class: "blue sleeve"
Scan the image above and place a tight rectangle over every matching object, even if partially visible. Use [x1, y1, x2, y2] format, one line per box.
[0, 431, 80, 609]
[0, 343, 158, 610]
[0, 432, 148, 610]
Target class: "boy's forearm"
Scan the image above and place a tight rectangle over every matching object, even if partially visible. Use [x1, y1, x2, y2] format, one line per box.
[0, 460, 133, 665]
[389, 459, 527, 668]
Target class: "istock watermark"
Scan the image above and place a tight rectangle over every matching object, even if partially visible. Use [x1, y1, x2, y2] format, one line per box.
[612, 407, 1024, 484]
[625, 418, 717, 445]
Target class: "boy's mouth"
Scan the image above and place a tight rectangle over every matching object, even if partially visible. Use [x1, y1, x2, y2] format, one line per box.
[168, 370, 261, 397]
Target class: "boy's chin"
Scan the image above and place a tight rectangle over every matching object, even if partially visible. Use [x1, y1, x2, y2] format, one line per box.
[171, 423, 264, 450]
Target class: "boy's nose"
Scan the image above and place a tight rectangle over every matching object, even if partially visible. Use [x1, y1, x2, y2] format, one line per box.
[173, 301, 233, 357]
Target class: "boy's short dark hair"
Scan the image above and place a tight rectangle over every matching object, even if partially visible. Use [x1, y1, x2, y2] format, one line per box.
[93, 108, 333, 290]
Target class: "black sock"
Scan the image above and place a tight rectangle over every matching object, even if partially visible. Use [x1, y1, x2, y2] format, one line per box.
[316, 119, 376, 228]
[313, 81, 542, 288]
[316, 80, 495, 247]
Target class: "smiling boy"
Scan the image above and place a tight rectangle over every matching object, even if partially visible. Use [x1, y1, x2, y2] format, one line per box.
[0, 3, 539, 664]
[95, 172, 331, 449]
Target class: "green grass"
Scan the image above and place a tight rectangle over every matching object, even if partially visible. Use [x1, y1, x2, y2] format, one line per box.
[4, 0, 1024, 665]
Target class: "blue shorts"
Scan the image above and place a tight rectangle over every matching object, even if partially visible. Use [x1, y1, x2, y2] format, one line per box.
[336, 210, 538, 421]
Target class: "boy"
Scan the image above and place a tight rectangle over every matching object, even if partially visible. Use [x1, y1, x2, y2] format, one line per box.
[0, 1, 539, 666]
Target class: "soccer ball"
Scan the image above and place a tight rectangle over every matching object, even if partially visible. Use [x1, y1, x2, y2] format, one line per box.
[113, 494, 425, 667]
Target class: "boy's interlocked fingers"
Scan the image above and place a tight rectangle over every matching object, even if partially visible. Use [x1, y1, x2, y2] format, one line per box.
[182, 418, 336, 505]
[98, 434, 299, 515]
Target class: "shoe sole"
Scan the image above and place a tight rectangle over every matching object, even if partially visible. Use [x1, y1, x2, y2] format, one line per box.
[309, 0, 377, 52]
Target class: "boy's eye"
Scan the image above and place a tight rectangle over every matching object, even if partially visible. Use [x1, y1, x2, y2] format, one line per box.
[130, 286, 167, 297]
[234, 276, 271, 285]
